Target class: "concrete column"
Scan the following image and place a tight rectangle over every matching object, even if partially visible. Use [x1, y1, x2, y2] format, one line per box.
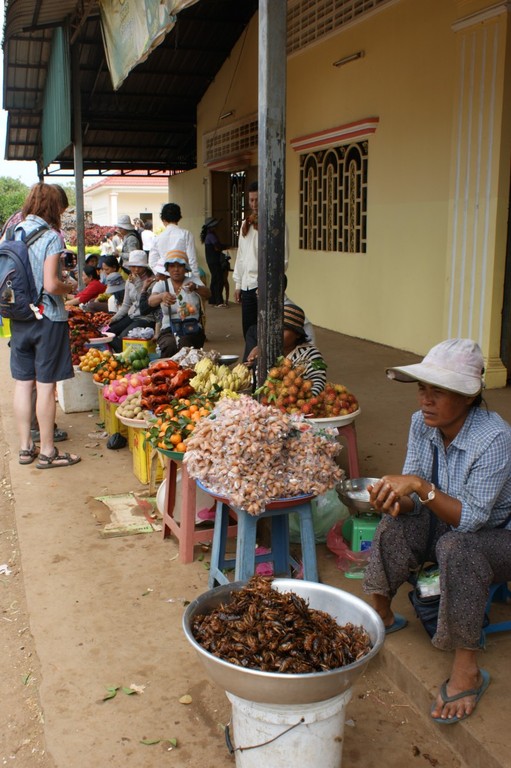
[447, 3, 511, 387]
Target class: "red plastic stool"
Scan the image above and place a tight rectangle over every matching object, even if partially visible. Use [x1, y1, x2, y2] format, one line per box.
[161, 457, 238, 564]
[337, 422, 360, 479]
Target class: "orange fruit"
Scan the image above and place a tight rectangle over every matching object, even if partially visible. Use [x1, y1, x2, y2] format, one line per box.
[169, 433, 182, 445]
[175, 442, 186, 453]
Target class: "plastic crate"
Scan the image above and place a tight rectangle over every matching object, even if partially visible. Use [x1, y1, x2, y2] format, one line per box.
[132, 429, 164, 485]
[103, 399, 128, 437]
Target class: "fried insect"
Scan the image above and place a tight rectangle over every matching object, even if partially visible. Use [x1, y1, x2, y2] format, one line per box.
[191, 576, 372, 673]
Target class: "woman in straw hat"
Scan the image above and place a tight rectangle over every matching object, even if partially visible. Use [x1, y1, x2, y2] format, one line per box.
[363, 338, 511, 724]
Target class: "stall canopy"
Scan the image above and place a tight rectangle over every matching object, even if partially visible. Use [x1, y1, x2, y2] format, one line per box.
[2, 0, 258, 175]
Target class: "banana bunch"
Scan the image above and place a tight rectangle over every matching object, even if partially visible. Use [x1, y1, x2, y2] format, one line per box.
[191, 361, 252, 394]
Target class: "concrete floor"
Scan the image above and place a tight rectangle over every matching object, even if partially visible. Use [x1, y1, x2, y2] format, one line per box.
[1, 302, 510, 768]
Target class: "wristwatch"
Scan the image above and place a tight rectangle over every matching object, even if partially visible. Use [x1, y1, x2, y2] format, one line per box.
[418, 483, 436, 504]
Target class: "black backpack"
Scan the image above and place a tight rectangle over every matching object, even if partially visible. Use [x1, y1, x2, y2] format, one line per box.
[0, 225, 49, 321]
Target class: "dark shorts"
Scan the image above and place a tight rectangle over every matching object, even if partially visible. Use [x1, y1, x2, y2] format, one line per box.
[9, 317, 74, 384]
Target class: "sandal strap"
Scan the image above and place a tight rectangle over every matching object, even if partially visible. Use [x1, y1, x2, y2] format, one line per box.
[439, 679, 481, 704]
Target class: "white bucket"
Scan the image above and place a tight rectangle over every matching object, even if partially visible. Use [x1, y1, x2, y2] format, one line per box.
[226, 689, 352, 768]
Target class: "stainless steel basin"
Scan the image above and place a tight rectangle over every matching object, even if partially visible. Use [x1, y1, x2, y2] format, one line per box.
[182, 579, 385, 704]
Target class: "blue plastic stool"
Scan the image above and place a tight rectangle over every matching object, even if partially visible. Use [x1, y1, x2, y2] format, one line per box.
[482, 582, 511, 639]
[202, 489, 318, 589]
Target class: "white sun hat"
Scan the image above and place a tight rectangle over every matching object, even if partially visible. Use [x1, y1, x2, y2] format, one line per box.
[386, 338, 484, 396]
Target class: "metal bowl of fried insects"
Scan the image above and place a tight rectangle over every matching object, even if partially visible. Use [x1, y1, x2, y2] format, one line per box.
[182, 579, 384, 704]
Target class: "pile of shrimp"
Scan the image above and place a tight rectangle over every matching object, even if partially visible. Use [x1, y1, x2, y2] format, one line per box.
[183, 395, 342, 514]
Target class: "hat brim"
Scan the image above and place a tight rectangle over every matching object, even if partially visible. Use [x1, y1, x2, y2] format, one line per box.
[205, 218, 220, 228]
[386, 362, 483, 396]
[165, 260, 190, 271]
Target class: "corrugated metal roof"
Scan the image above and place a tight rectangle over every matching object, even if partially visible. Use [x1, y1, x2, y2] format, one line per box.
[2, 0, 258, 174]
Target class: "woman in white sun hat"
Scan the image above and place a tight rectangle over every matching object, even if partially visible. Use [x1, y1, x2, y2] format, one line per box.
[107, 250, 159, 351]
[362, 338, 511, 725]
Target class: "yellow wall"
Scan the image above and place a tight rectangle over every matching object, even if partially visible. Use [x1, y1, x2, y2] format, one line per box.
[169, 0, 511, 369]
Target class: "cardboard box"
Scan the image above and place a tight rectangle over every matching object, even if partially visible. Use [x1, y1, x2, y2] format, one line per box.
[103, 399, 128, 437]
[122, 338, 156, 354]
[57, 370, 98, 413]
[132, 430, 164, 485]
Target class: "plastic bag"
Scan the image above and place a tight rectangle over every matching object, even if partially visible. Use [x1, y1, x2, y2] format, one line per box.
[326, 520, 371, 574]
[289, 489, 349, 543]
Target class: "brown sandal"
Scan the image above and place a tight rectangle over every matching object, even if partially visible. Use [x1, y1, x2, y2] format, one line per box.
[36, 447, 81, 470]
[19, 444, 39, 465]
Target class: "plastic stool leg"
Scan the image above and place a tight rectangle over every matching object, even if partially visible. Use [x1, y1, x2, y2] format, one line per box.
[208, 502, 231, 588]
[270, 514, 292, 576]
[235, 511, 258, 582]
[296, 502, 318, 581]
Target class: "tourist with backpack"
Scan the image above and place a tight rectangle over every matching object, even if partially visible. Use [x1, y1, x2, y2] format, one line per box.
[3, 183, 80, 469]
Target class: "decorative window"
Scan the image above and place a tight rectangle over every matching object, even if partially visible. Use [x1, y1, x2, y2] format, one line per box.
[293, 118, 377, 253]
[299, 142, 368, 253]
[287, 0, 395, 55]
[203, 114, 258, 168]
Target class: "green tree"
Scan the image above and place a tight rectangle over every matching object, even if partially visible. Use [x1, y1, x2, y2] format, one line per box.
[0, 177, 29, 229]
[61, 182, 76, 207]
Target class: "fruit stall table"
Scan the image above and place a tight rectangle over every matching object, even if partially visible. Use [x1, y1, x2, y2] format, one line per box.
[157, 448, 238, 564]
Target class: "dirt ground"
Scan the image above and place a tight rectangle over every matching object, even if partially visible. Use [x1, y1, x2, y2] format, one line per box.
[1, 307, 500, 767]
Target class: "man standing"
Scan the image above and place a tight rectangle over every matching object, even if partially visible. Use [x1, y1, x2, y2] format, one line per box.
[233, 181, 289, 338]
[149, 203, 200, 282]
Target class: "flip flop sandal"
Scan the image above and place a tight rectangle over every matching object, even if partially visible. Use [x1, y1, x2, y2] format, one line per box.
[19, 444, 39, 465]
[36, 448, 81, 470]
[431, 668, 490, 724]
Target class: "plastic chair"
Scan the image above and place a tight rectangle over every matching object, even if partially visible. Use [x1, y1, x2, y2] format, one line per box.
[205, 491, 319, 589]
[482, 582, 511, 639]
[161, 459, 238, 564]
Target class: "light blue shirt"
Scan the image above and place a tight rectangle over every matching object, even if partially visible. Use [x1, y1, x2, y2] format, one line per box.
[403, 408, 511, 532]
[15, 215, 67, 322]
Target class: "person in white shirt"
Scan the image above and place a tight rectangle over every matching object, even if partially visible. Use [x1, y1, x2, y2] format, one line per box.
[148, 203, 200, 282]
[233, 181, 289, 338]
[141, 221, 155, 254]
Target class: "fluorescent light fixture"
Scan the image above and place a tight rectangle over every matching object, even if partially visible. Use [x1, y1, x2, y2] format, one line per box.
[333, 50, 365, 68]
[220, 111, 234, 120]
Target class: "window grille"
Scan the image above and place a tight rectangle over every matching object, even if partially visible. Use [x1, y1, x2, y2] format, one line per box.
[204, 116, 258, 166]
[299, 141, 368, 253]
[287, 0, 393, 55]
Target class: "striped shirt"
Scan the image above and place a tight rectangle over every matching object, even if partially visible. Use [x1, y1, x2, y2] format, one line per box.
[287, 343, 326, 396]
[403, 408, 511, 532]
